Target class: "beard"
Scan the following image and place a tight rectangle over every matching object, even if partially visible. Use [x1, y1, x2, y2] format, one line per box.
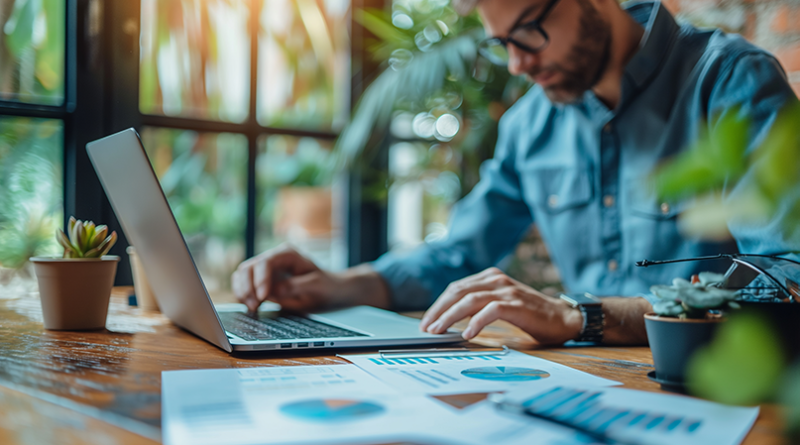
[528, 0, 612, 104]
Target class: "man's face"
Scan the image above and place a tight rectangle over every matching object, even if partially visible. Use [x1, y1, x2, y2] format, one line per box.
[478, 0, 612, 104]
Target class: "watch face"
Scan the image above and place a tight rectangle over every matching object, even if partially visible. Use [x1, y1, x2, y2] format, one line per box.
[561, 292, 601, 307]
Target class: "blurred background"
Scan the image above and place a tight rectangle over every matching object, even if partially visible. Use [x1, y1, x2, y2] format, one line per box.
[1, 0, 800, 298]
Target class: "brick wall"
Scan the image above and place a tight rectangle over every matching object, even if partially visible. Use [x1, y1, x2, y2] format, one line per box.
[662, 0, 800, 98]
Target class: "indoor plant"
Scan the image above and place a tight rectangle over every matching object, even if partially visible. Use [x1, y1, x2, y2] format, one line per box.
[644, 272, 739, 387]
[30, 217, 118, 330]
[649, 102, 800, 438]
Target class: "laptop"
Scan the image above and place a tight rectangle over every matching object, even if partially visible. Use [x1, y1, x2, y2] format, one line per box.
[87, 128, 463, 352]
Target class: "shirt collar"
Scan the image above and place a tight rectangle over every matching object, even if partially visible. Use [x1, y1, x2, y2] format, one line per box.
[622, 1, 679, 89]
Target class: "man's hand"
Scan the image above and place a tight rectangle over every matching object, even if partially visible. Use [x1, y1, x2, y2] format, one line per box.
[419, 267, 584, 345]
[231, 244, 391, 313]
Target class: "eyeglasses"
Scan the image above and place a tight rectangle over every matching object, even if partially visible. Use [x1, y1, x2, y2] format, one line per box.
[636, 253, 800, 303]
[478, 0, 561, 66]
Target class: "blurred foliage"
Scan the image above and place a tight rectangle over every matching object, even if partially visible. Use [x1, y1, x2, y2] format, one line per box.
[139, 0, 250, 122]
[653, 102, 800, 437]
[652, 103, 800, 243]
[256, 136, 335, 246]
[0, 0, 64, 105]
[258, 0, 351, 130]
[688, 311, 785, 405]
[141, 128, 247, 291]
[258, 136, 336, 189]
[0, 118, 63, 271]
[337, 0, 530, 197]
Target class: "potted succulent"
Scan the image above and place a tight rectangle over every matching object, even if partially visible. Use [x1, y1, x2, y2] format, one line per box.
[30, 217, 119, 330]
[644, 272, 740, 389]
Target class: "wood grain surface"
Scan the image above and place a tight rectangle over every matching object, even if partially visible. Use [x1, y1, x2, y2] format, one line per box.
[0, 287, 786, 445]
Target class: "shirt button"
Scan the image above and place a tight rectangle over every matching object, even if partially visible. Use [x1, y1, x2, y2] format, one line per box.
[548, 195, 559, 208]
[660, 202, 671, 214]
[607, 259, 618, 272]
[603, 123, 612, 133]
[603, 195, 615, 208]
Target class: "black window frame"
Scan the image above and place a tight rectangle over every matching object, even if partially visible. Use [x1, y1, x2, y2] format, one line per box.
[0, 0, 389, 285]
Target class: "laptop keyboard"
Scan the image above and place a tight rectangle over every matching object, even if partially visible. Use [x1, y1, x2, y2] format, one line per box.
[219, 312, 367, 341]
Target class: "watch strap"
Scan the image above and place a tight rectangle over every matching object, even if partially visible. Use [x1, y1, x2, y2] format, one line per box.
[578, 303, 604, 343]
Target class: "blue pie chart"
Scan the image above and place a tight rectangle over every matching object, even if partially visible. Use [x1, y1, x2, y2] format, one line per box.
[280, 399, 385, 422]
[461, 366, 550, 382]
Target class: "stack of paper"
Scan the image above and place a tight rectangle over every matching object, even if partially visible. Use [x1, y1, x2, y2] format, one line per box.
[161, 349, 760, 445]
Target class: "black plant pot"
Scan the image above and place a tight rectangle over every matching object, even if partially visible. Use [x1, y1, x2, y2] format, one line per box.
[644, 313, 725, 391]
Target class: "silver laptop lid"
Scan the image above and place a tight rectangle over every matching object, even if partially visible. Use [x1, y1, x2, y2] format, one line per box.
[87, 128, 233, 352]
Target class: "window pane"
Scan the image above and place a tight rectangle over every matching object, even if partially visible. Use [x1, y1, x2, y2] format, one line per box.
[387, 141, 460, 252]
[257, 0, 350, 131]
[0, 117, 63, 295]
[0, 0, 65, 105]
[139, 0, 250, 123]
[141, 128, 247, 293]
[256, 135, 345, 270]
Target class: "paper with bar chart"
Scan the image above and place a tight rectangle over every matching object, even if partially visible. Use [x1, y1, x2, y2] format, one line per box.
[338, 349, 620, 396]
[162, 364, 462, 445]
[494, 386, 759, 445]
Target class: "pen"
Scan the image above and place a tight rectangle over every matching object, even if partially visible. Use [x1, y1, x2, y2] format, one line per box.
[489, 394, 639, 445]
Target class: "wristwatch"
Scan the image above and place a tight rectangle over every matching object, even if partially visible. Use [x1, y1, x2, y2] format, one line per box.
[559, 292, 604, 343]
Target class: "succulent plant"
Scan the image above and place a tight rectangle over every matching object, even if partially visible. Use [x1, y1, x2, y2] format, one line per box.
[650, 272, 741, 319]
[56, 217, 117, 259]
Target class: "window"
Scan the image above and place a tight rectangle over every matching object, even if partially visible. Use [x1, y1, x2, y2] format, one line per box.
[141, 128, 247, 292]
[137, 0, 352, 293]
[139, 0, 250, 122]
[0, 0, 66, 295]
[0, 0, 363, 296]
[0, 0, 65, 105]
[256, 135, 346, 271]
[257, 0, 350, 130]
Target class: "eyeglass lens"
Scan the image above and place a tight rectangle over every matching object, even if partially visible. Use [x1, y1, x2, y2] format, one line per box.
[481, 27, 547, 64]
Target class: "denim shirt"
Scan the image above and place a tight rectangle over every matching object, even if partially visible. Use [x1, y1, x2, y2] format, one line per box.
[372, 1, 800, 311]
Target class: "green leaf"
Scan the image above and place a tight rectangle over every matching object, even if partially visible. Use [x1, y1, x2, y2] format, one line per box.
[355, 9, 413, 48]
[687, 311, 785, 405]
[781, 364, 800, 440]
[652, 110, 750, 202]
[70, 219, 84, 254]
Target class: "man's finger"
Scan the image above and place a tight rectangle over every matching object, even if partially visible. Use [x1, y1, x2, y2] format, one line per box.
[261, 250, 317, 297]
[232, 267, 260, 313]
[461, 300, 521, 340]
[426, 291, 500, 334]
[420, 268, 507, 331]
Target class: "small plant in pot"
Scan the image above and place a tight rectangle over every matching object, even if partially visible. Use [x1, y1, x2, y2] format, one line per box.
[30, 217, 119, 330]
[644, 272, 740, 390]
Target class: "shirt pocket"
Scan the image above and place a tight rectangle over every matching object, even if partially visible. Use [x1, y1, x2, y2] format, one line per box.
[525, 167, 593, 214]
[626, 179, 685, 219]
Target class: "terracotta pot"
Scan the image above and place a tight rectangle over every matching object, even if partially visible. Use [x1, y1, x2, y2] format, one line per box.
[126, 246, 159, 311]
[30, 256, 119, 330]
[275, 186, 333, 237]
[644, 313, 725, 385]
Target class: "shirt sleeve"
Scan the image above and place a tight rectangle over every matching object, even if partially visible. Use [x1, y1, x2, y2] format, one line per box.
[708, 52, 800, 264]
[371, 112, 535, 311]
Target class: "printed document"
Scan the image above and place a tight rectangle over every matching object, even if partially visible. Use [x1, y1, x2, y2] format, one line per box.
[338, 349, 619, 395]
[162, 364, 461, 445]
[494, 385, 760, 445]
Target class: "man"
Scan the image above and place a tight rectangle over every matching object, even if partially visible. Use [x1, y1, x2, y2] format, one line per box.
[232, 0, 799, 345]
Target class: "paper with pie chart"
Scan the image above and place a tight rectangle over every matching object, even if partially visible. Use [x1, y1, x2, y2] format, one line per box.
[162, 364, 463, 445]
[338, 349, 620, 396]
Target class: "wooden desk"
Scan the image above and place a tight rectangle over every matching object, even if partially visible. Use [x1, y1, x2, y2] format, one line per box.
[0, 288, 786, 445]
